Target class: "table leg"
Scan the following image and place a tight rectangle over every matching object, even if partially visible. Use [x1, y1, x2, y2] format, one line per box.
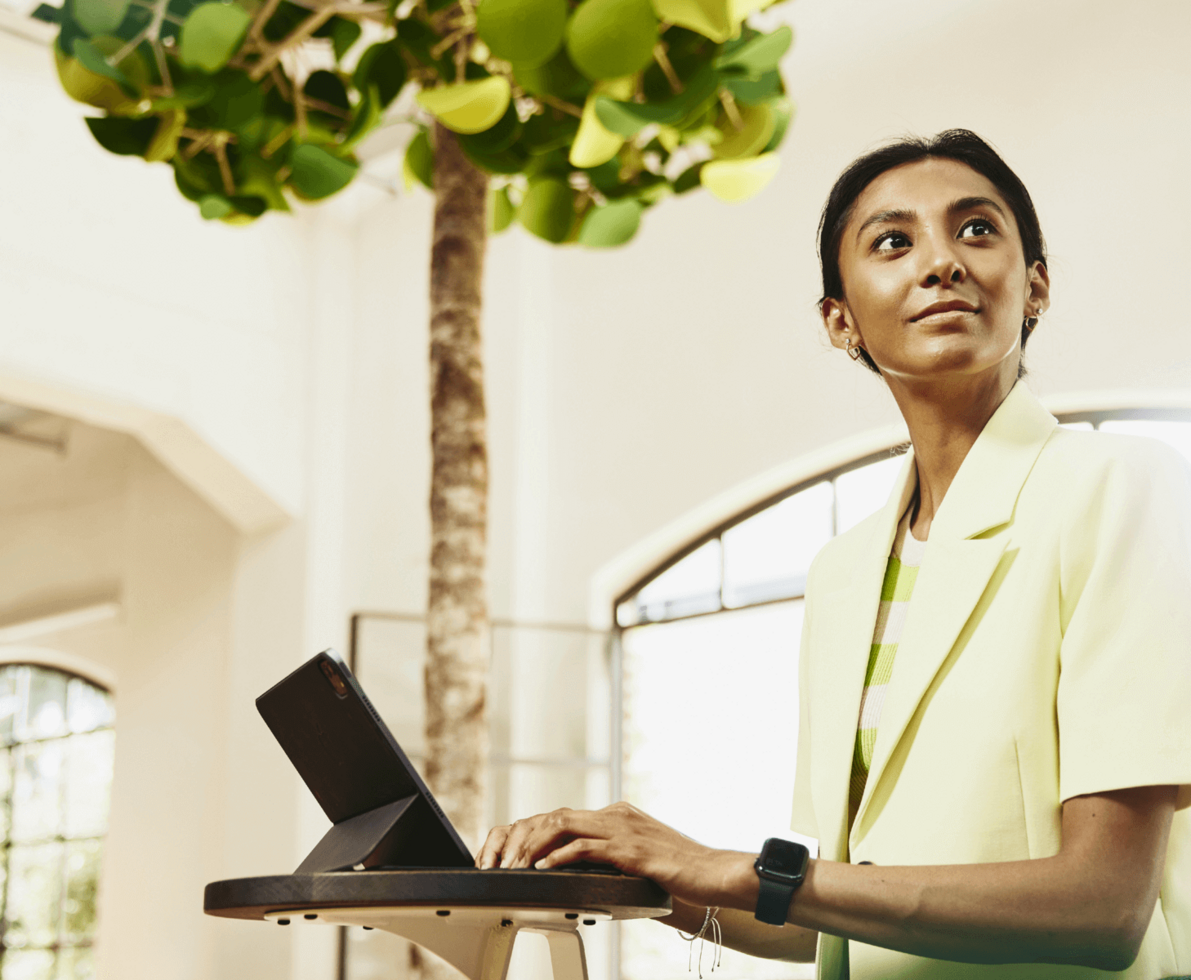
[522, 926, 588, 980]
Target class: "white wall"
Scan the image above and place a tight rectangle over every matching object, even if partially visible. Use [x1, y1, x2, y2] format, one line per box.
[0, 26, 311, 529]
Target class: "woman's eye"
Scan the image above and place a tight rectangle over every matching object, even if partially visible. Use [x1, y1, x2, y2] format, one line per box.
[873, 231, 911, 252]
[959, 218, 996, 239]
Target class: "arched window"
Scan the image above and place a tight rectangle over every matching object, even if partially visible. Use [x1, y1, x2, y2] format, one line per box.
[612, 408, 1191, 980]
[0, 663, 115, 980]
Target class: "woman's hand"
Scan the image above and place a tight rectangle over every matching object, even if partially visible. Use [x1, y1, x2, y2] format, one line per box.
[475, 801, 757, 910]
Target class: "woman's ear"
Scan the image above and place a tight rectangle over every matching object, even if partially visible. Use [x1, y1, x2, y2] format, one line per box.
[821, 297, 853, 351]
[1026, 261, 1051, 317]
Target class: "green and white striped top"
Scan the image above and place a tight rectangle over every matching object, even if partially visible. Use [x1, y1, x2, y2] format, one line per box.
[848, 507, 927, 824]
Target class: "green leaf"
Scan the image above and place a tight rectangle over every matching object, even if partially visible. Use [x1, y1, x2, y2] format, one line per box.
[56, 44, 133, 109]
[175, 154, 219, 199]
[584, 158, 620, 193]
[417, 77, 512, 135]
[289, 143, 358, 199]
[512, 47, 590, 102]
[579, 199, 641, 246]
[393, 17, 447, 72]
[237, 153, 290, 211]
[713, 24, 791, 74]
[593, 66, 718, 135]
[650, 0, 734, 44]
[84, 115, 158, 155]
[519, 177, 574, 242]
[199, 193, 234, 218]
[261, 0, 305, 42]
[477, 0, 567, 67]
[194, 69, 264, 132]
[403, 129, 434, 190]
[329, 16, 361, 60]
[521, 112, 580, 154]
[488, 186, 517, 233]
[150, 80, 216, 110]
[569, 76, 631, 168]
[73, 0, 130, 36]
[179, 2, 251, 74]
[724, 69, 780, 105]
[673, 160, 704, 193]
[458, 102, 522, 154]
[304, 69, 351, 130]
[228, 194, 267, 216]
[700, 151, 779, 202]
[712, 100, 774, 159]
[72, 37, 133, 91]
[763, 97, 792, 153]
[460, 141, 530, 176]
[353, 40, 407, 107]
[565, 0, 658, 81]
[340, 85, 381, 154]
[146, 108, 186, 161]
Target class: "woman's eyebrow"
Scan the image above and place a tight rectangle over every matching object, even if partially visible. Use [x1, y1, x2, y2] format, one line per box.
[949, 195, 1006, 217]
[855, 208, 915, 241]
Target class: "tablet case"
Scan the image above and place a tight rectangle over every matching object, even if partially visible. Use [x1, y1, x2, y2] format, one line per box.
[256, 649, 474, 874]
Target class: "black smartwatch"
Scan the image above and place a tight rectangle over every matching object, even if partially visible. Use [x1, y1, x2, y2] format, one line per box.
[753, 837, 810, 925]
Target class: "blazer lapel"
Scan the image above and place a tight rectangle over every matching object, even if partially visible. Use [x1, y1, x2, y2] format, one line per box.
[811, 455, 917, 862]
[848, 383, 1057, 846]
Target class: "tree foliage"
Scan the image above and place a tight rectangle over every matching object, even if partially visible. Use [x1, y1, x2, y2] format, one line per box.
[49, 0, 794, 244]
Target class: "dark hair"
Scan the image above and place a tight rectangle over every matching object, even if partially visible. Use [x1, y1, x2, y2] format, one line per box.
[818, 129, 1047, 376]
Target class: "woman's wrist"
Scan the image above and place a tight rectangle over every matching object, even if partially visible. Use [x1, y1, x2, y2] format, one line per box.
[703, 849, 762, 912]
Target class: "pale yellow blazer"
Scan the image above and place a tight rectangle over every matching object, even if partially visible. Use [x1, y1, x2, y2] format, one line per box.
[791, 382, 1191, 980]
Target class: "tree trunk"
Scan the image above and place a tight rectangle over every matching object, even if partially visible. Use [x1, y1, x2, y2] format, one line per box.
[425, 121, 490, 851]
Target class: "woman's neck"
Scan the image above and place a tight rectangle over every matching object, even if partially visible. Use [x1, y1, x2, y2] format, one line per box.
[888, 372, 1017, 540]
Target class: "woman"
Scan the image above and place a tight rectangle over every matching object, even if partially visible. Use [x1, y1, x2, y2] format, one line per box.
[477, 131, 1191, 979]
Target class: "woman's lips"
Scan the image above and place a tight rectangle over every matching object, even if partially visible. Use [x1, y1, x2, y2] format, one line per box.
[911, 301, 979, 323]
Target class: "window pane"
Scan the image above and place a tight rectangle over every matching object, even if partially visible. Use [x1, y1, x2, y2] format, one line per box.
[20, 669, 68, 742]
[65, 731, 115, 838]
[2, 948, 56, 980]
[0, 666, 21, 743]
[64, 840, 102, 943]
[722, 482, 832, 607]
[56, 946, 95, 980]
[6, 842, 64, 949]
[625, 539, 722, 625]
[66, 680, 113, 736]
[622, 603, 806, 851]
[1099, 419, 1191, 463]
[621, 602, 812, 979]
[0, 747, 12, 840]
[835, 454, 905, 534]
[12, 742, 64, 842]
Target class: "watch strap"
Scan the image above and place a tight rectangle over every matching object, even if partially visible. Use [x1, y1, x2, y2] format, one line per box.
[754, 874, 797, 925]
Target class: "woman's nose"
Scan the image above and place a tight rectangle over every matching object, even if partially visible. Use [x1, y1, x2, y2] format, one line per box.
[919, 237, 966, 286]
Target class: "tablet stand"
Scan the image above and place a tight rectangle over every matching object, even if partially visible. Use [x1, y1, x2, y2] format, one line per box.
[295, 795, 418, 874]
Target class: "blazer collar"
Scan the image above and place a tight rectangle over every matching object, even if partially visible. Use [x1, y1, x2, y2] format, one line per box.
[812, 382, 1057, 859]
[926, 381, 1058, 541]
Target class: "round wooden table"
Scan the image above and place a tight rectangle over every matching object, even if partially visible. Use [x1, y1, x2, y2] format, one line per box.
[204, 869, 671, 980]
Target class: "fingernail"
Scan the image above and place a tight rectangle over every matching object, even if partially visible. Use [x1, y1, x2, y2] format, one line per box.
[534, 859, 546, 869]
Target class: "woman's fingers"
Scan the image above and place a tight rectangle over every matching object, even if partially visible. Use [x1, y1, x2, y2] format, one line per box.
[476, 825, 510, 869]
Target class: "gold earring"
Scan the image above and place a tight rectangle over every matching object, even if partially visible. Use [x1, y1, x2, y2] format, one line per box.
[845, 336, 864, 361]
[1023, 317, 1039, 333]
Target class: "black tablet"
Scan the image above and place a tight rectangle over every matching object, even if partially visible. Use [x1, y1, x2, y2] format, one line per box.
[256, 649, 473, 873]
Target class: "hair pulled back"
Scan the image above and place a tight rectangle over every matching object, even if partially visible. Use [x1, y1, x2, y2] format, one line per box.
[818, 129, 1047, 375]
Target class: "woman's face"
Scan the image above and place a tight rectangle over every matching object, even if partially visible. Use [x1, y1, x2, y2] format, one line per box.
[822, 158, 1049, 388]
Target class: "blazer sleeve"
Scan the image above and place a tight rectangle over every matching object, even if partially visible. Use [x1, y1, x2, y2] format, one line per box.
[1057, 437, 1191, 809]
[790, 574, 819, 839]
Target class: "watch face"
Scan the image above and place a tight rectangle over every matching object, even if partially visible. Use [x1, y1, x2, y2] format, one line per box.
[760, 838, 808, 879]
